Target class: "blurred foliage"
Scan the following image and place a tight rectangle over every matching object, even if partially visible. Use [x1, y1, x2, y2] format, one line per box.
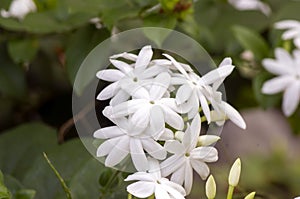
[1, 0, 300, 198]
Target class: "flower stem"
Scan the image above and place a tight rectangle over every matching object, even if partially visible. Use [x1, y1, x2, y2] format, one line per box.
[226, 185, 235, 199]
[128, 193, 132, 199]
[148, 195, 155, 199]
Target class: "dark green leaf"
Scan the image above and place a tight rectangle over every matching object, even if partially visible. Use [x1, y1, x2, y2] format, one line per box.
[232, 25, 269, 60]
[8, 39, 39, 64]
[15, 189, 35, 199]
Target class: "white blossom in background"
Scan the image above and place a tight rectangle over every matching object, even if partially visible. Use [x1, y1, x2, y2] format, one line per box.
[0, 0, 36, 20]
[125, 158, 186, 199]
[93, 45, 246, 198]
[228, 0, 271, 16]
[161, 114, 219, 194]
[275, 20, 300, 49]
[261, 48, 300, 116]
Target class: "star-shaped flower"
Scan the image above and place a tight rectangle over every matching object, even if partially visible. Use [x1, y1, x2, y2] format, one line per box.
[0, 0, 36, 20]
[160, 114, 219, 194]
[94, 117, 167, 171]
[125, 158, 186, 199]
[262, 48, 300, 116]
[96, 45, 168, 105]
[275, 20, 300, 49]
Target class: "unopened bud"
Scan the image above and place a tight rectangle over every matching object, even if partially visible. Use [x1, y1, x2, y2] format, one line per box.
[198, 135, 220, 146]
[244, 192, 256, 199]
[205, 175, 216, 199]
[228, 158, 241, 187]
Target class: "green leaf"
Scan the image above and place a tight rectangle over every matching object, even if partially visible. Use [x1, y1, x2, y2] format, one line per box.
[253, 72, 281, 109]
[8, 39, 39, 64]
[0, 44, 27, 99]
[232, 25, 269, 60]
[158, 0, 179, 11]
[15, 189, 35, 199]
[143, 13, 177, 47]
[65, 25, 110, 94]
[0, 171, 11, 199]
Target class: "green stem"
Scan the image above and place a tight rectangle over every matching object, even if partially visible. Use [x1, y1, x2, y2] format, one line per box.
[226, 185, 235, 199]
[128, 193, 132, 199]
[99, 170, 120, 199]
[148, 195, 155, 199]
[43, 152, 72, 199]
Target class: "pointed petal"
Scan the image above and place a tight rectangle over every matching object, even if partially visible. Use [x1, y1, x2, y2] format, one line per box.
[275, 48, 295, 70]
[282, 29, 300, 40]
[275, 20, 300, 29]
[161, 106, 184, 130]
[164, 140, 185, 154]
[148, 158, 161, 179]
[135, 45, 153, 69]
[110, 99, 147, 118]
[190, 159, 210, 180]
[125, 172, 155, 182]
[110, 59, 132, 74]
[96, 137, 120, 157]
[149, 106, 165, 137]
[140, 65, 168, 79]
[171, 76, 187, 85]
[282, 82, 300, 116]
[127, 181, 155, 198]
[110, 52, 138, 61]
[163, 54, 189, 78]
[222, 102, 246, 129]
[190, 147, 218, 162]
[162, 179, 186, 197]
[142, 139, 167, 160]
[93, 126, 124, 139]
[130, 106, 150, 130]
[96, 69, 125, 82]
[130, 138, 149, 171]
[183, 114, 201, 151]
[161, 155, 185, 177]
[158, 128, 174, 141]
[176, 84, 193, 104]
[97, 82, 119, 100]
[198, 92, 211, 123]
[262, 76, 293, 94]
[294, 37, 300, 49]
[109, 89, 130, 105]
[170, 164, 185, 185]
[105, 136, 129, 167]
[120, 79, 150, 99]
[184, 161, 193, 194]
[150, 73, 171, 100]
[201, 65, 234, 85]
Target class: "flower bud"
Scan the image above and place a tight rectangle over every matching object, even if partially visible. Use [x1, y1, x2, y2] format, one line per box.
[205, 175, 216, 199]
[228, 158, 241, 187]
[244, 192, 256, 199]
[197, 135, 220, 146]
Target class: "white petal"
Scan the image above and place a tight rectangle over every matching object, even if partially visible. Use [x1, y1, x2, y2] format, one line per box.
[262, 76, 293, 94]
[93, 126, 124, 139]
[97, 82, 119, 100]
[120, 79, 150, 99]
[127, 181, 155, 198]
[190, 159, 210, 180]
[96, 69, 125, 82]
[110, 99, 147, 118]
[161, 179, 186, 197]
[158, 128, 175, 141]
[222, 102, 246, 129]
[219, 57, 232, 67]
[96, 137, 120, 157]
[190, 147, 218, 162]
[155, 185, 171, 199]
[109, 90, 130, 106]
[282, 29, 300, 40]
[105, 136, 129, 167]
[184, 161, 193, 194]
[130, 106, 150, 130]
[198, 135, 220, 146]
[170, 164, 185, 185]
[110, 59, 132, 74]
[161, 155, 185, 177]
[294, 37, 300, 49]
[148, 157, 161, 179]
[201, 65, 234, 85]
[282, 81, 300, 116]
[150, 72, 171, 100]
[110, 52, 138, 61]
[275, 48, 295, 70]
[198, 92, 211, 123]
[130, 138, 149, 171]
[142, 139, 167, 160]
[176, 84, 193, 104]
[149, 106, 165, 137]
[183, 114, 201, 151]
[164, 140, 185, 154]
[161, 106, 184, 130]
[163, 54, 189, 78]
[125, 172, 155, 182]
[171, 77, 187, 85]
[135, 45, 153, 69]
[262, 59, 291, 76]
[140, 65, 168, 79]
[275, 20, 300, 29]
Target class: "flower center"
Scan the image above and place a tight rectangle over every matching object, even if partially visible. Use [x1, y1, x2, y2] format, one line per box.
[185, 152, 190, 157]
[133, 77, 138, 82]
[149, 100, 155, 104]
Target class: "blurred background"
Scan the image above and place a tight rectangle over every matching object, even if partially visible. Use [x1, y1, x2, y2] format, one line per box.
[0, 0, 300, 198]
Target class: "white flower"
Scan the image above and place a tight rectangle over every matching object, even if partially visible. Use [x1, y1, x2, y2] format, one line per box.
[93, 117, 167, 171]
[0, 0, 36, 20]
[96, 45, 167, 105]
[228, 0, 271, 16]
[262, 48, 300, 116]
[107, 72, 184, 138]
[164, 54, 235, 123]
[204, 58, 246, 129]
[294, 197, 300, 199]
[275, 20, 300, 49]
[125, 158, 186, 199]
[160, 114, 218, 194]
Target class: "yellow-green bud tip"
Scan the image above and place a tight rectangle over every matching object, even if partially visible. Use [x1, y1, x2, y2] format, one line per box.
[244, 192, 256, 199]
[228, 158, 241, 187]
[205, 175, 216, 199]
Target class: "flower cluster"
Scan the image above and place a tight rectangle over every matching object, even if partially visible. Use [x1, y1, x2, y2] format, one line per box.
[94, 46, 246, 198]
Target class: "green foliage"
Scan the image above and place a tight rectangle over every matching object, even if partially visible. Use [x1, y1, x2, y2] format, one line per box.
[232, 25, 269, 60]
[8, 39, 39, 64]
[0, 171, 11, 199]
